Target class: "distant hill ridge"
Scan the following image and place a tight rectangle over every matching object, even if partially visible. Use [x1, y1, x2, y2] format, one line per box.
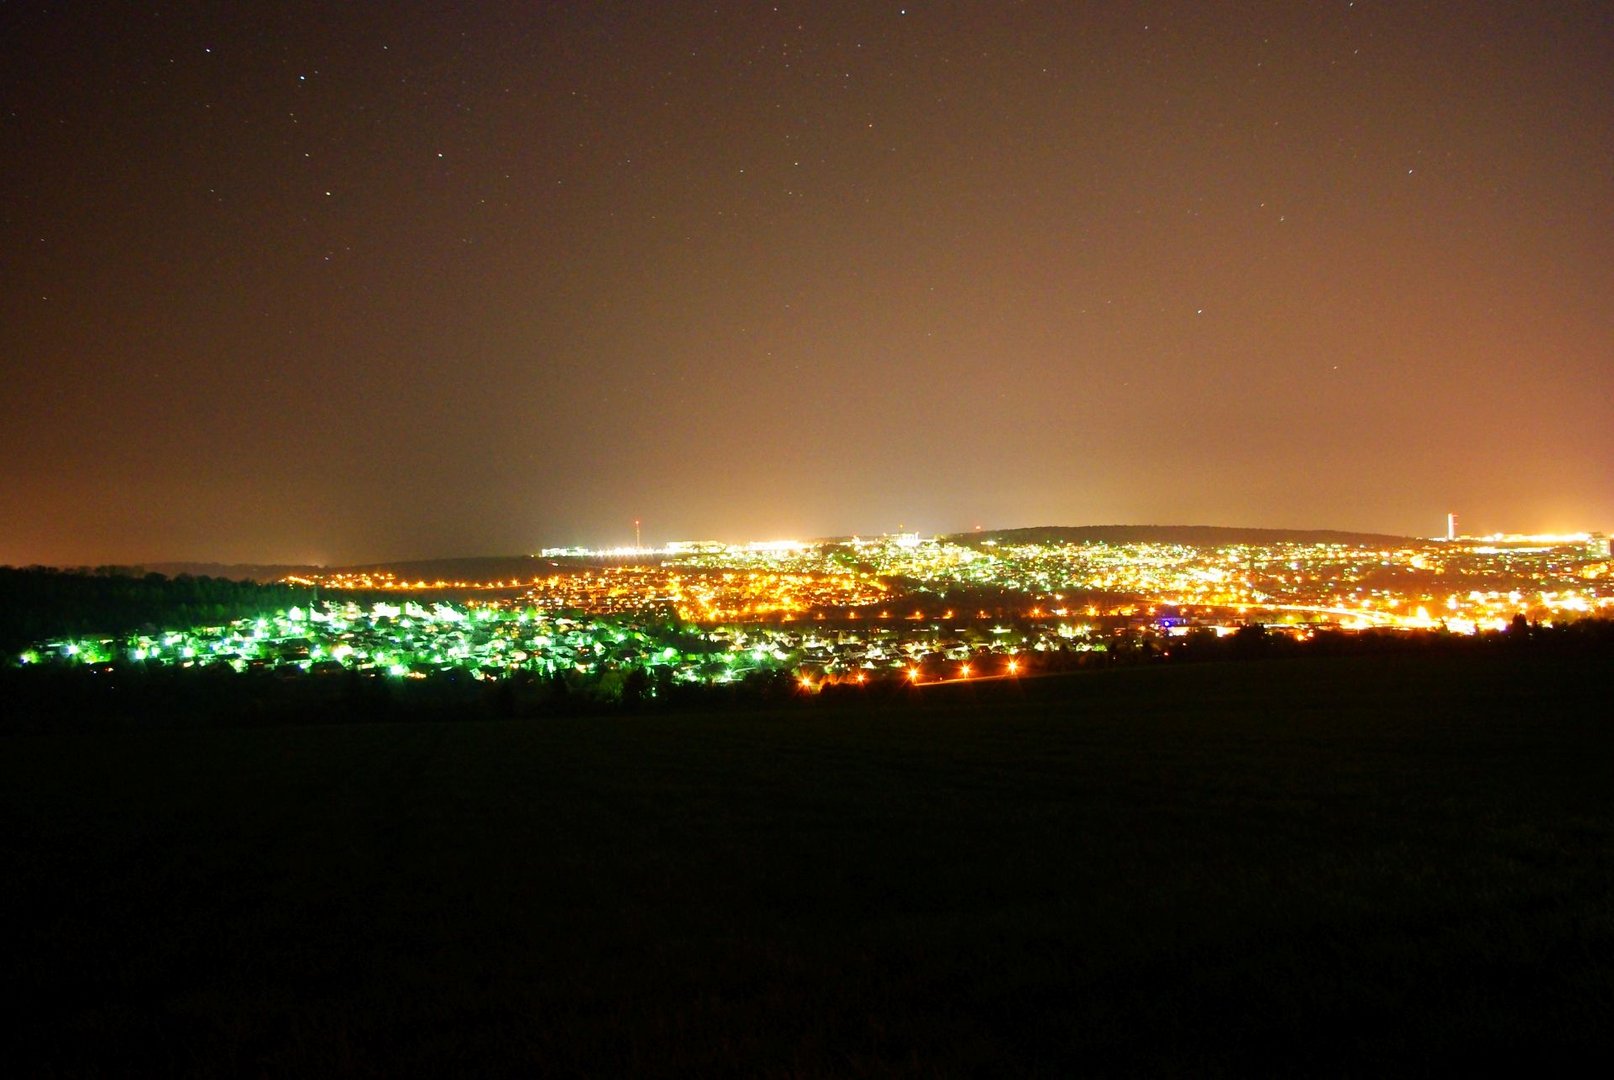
[122, 526, 1429, 582]
[143, 556, 559, 583]
[137, 563, 319, 583]
[331, 555, 566, 581]
[955, 525, 1425, 548]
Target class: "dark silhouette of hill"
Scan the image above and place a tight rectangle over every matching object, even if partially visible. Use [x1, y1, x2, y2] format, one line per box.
[143, 562, 322, 582]
[138, 557, 568, 583]
[957, 524, 1425, 548]
[335, 555, 569, 581]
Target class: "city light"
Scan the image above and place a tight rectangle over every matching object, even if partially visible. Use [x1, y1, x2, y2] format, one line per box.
[17, 531, 1610, 689]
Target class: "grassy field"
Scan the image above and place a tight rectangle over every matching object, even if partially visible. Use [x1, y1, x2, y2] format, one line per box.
[5, 651, 1612, 1076]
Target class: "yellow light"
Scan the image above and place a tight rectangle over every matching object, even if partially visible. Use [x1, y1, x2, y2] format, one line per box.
[960, 664, 972, 678]
[1007, 659, 1019, 674]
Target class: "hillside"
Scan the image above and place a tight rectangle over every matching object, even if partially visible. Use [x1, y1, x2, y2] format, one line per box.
[6, 651, 1609, 1075]
[958, 524, 1425, 548]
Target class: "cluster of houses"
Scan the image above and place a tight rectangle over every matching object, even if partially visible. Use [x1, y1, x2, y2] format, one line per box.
[20, 598, 1119, 686]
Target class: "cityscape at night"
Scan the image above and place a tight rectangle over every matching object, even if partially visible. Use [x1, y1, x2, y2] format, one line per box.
[6, 1, 1612, 1074]
[18, 524, 1613, 690]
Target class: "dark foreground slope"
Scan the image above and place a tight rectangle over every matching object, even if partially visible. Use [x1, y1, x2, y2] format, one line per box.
[5, 652, 1612, 1077]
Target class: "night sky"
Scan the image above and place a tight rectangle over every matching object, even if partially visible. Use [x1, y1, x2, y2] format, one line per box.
[5, 2, 1611, 566]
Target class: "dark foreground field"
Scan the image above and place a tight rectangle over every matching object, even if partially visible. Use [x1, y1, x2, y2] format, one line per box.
[5, 652, 1612, 1076]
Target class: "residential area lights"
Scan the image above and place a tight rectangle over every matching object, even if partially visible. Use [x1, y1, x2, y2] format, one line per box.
[16, 597, 1075, 687]
[293, 532, 1609, 632]
[18, 532, 1610, 687]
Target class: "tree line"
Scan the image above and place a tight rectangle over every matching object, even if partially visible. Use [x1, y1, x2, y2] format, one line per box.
[0, 566, 317, 655]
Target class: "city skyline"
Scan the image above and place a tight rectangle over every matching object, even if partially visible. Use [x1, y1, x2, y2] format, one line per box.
[19, 525, 1610, 683]
[5, 2, 1610, 566]
[8, 509, 1609, 572]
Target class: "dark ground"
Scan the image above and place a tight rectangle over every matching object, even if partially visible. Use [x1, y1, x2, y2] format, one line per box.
[4, 651, 1612, 1076]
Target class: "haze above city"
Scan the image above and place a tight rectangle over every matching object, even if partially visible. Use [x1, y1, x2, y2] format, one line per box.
[4, 2, 1610, 567]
